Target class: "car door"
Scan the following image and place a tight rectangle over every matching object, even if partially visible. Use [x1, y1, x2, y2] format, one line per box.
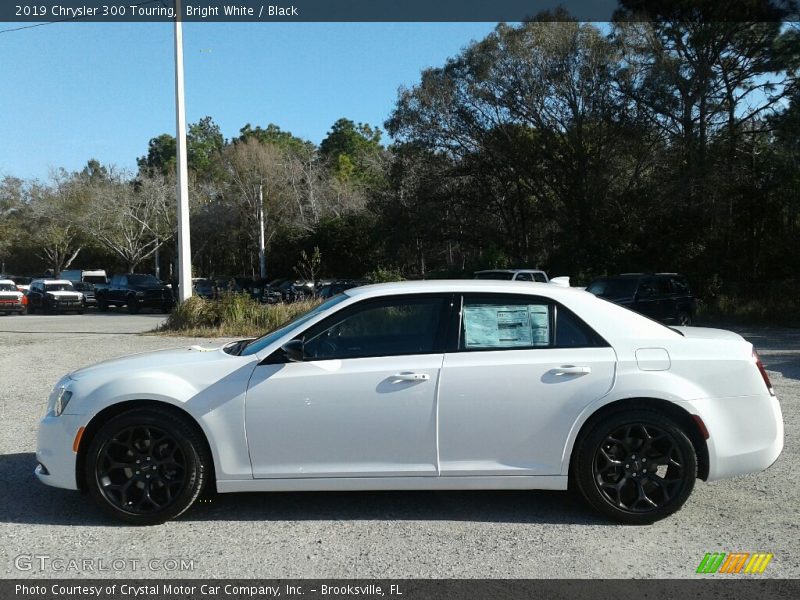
[244, 294, 451, 478]
[29, 282, 42, 308]
[437, 294, 616, 476]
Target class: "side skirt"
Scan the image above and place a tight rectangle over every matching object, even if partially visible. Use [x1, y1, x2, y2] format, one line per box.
[216, 475, 568, 493]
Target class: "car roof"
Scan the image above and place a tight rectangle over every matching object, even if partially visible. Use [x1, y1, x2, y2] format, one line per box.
[344, 279, 581, 299]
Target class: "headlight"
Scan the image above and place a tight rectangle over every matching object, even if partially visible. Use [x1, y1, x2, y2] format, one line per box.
[53, 385, 73, 416]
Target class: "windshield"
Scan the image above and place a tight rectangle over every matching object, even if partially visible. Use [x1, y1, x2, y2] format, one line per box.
[474, 271, 514, 280]
[45, 283, 75, 292]
[128, 275, 161, 285]
[83, 275, 106, 284]
[586, 279, 638, 299]
[240, 294, 349, 356]
[0, 283, 17, 292]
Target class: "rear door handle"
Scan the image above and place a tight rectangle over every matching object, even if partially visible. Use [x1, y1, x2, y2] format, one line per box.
[391, 372, 431, 382]
[552, 365, 591, 376]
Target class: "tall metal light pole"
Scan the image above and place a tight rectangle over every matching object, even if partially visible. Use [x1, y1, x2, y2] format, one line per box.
[174, 0, 192, 301]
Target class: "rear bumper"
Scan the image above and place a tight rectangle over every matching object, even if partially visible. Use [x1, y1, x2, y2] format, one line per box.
[688, 393, 784, 482]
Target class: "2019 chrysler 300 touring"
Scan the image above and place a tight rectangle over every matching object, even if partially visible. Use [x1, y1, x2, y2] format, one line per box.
[35, 281, 783, 525]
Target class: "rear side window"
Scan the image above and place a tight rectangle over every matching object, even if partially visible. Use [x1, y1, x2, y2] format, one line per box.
[459, 295, 605, 350]
[514, 273, 534, 282]
[533, 273, 547, 283]
[671, 277, 691, 294]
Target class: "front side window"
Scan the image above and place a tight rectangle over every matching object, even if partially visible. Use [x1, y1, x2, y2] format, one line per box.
[303, 296, 446, 360]
[459, 295, 604, 350]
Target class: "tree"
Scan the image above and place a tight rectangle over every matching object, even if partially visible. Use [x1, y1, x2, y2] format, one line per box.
[25, 171, 90, 276]
[320, 118, 386, 184]
[137, 134, 176, 177]
[82, 171, 176, 273]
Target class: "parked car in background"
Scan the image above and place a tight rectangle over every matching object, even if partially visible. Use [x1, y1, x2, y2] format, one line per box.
[192, 278, 215, 299]
[26, 279, 85, 314]
[586, 273, 697, 325]
[10, 276, 32, 292]
[96, 274, 174, 314]
[317, 280, 368, 299]
[72, 282, 97, 308]
[61, 269, 108, 287]
[475, 269, 549, 283]
[0, 279, 26, 315]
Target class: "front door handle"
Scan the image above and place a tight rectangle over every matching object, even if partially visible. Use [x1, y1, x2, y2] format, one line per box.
[552, 365, 591, 376]
[391, 372, 431, 382]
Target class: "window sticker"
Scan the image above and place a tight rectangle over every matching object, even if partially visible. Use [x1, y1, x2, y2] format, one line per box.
[463, 304, 549, 348]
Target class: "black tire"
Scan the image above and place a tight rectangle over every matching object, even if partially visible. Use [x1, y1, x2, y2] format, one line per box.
[677, 311, 692, 326]
[98, 299, 108, 312]
[85, 408, 210, 525]
[127, 296, 140, 314]
[574, 409, 696, 525]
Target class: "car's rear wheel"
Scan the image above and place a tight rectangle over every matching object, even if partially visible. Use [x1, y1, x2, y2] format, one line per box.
[85, 408, 209, 525]
[574, 410, 696, 524]
[127, 297, 140, 314]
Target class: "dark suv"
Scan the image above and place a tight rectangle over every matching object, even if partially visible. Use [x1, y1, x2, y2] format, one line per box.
[96, 274, 174, 314]
[586, 273, 697, 325]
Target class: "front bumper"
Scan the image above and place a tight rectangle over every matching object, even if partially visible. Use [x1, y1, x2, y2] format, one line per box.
[46, 300, 84, 311]
[35, 413, 85, 490]
[0, 300, 23, 311]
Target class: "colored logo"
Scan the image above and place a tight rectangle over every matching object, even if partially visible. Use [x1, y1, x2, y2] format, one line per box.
[696, 552, 773, 574]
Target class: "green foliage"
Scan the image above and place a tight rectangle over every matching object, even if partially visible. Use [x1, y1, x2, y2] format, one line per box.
[237, 123, 315, 158]
[158, 293, 322, 337]
[367, 266, 404, 283]
[320, 118, 384, 183]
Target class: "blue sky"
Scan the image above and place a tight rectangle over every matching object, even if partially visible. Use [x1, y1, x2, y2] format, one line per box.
[0, 22, 498, 180]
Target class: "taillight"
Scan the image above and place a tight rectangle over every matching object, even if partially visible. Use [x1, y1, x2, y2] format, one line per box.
[753, 349, 775, 396]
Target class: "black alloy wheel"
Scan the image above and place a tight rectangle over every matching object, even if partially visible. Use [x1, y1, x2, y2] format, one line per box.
[86, 408, 209, 524]
[574, 410, 696, 524]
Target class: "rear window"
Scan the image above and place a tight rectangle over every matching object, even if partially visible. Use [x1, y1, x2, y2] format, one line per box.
[586, 278, 637, 298]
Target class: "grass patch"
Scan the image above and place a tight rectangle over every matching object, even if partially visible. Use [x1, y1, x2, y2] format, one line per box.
[156, 293, 322, 337]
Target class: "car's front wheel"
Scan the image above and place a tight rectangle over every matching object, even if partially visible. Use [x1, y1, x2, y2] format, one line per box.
[127, 296, 140, 314]
[574, 409, 696, 524]
[85, 408, 210, 525]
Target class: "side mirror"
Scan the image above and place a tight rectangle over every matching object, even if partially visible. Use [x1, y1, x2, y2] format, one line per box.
[281, 339, 305, 362]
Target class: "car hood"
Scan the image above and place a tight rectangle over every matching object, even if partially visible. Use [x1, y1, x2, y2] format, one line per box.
[69, 345, 233, 381]
[673, 326, 744, 342]
[0, 291, 22, 299]
[46, 291, 83, 298]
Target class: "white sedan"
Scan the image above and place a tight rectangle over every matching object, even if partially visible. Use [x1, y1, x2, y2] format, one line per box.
[36, 281, 783, 525]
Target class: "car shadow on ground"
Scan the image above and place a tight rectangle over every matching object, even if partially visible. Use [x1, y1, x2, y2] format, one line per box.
[1, 452, 611, 527]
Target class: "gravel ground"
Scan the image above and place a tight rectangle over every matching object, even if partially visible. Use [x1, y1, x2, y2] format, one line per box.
[0, 313, 798, 579]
